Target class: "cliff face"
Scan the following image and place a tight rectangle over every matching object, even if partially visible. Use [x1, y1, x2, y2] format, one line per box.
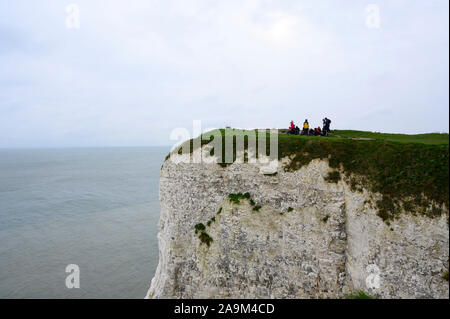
[147, 151, 449, 299]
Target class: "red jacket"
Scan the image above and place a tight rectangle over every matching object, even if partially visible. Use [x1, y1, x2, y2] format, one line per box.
[289, 122, 295, 130]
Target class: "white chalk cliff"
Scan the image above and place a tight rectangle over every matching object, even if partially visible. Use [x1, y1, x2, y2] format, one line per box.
[147, 149, 449, 299]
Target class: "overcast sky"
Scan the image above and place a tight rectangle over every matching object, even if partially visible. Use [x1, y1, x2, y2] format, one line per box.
[0, 0, 448, 147]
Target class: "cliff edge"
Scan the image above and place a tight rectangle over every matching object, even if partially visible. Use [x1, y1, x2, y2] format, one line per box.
[147, 130, 449, 299]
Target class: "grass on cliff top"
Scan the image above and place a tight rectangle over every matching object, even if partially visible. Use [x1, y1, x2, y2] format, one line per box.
[169, 128, 449, 221]
[329, 130, 449, 145]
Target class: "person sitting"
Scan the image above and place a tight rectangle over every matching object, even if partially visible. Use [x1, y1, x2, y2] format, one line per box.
[288, 120, 296, 134]
[302, 119, 309, 135]
[309, 128, 314, 136]
[314, 127, 321, 136]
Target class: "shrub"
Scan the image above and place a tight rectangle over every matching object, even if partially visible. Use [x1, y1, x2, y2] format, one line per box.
[287, 207, 294, 212]
[198, 232, 213, 247]
[322, 215, 330, 223]
[324, 171, 341, 183]
[194, 223, 206, 234]
[228, 192, 251, 204]
[253, 205, 262, 212]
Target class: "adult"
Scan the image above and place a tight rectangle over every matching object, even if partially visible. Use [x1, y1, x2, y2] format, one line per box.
[288, 121, 296, 134]
[323, 117, 331, 136]
[289, 121, 295, 130]
[302, 119, 309, 135]
[315, 127, 322, 136]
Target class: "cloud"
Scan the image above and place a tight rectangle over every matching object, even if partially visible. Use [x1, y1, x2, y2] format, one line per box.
[0, 0, 448, 147]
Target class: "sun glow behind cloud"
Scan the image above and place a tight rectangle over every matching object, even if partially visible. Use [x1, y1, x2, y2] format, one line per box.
[259, 12, 304, 47]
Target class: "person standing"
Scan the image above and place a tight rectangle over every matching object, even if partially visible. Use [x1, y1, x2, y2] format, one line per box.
[302, 119, 309, 135]
[323, 117, 331, 136]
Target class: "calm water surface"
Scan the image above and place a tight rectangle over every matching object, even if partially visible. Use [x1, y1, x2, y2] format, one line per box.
[0, 147, 167, 298]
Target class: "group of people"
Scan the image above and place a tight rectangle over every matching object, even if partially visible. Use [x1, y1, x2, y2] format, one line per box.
[287, 117, 332, 136]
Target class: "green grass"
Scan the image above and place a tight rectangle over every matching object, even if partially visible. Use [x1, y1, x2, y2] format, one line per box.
[345, 291, 375, 299]
[169, 128, 449, 221]
[330, 130, 449, 145]
[277, 131, 449, 221]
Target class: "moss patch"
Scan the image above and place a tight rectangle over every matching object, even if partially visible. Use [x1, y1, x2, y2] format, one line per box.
[324, 171, 341, 183]
[228, 192, 251, 204]
[198, 232, 213, 247]
[345, 291, 375, 299]
[195, 220, 215, 247]
[194, 223, 206, 234]
[253, 205, 262, 212]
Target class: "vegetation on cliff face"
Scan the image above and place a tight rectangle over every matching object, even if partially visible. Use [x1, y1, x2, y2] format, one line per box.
[171, 129, 449, 221]
[228, 192, 262, 212]
[345, 291, 375, 299]
[198, 232, 213, 246]
[279, 131, 449, 221]
[194, 192, 263, 247]
[324, 171, 341, 184]
[194, 223, 213, 246]
[228, 192, 251, 204]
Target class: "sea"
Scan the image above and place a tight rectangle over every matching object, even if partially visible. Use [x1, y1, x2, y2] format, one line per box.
[0, 147, 168, 298]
